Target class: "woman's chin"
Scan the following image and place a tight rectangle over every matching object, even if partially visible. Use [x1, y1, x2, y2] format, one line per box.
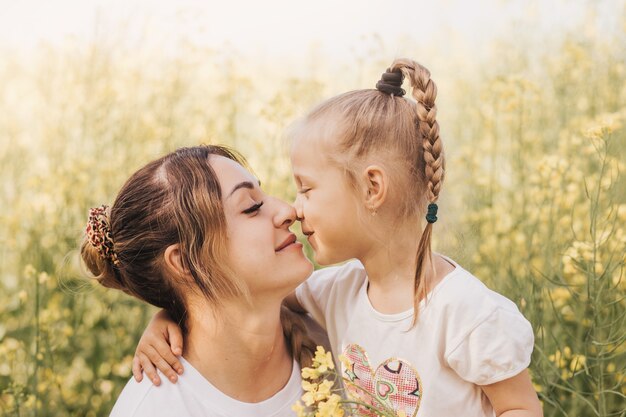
[278, 260, 314, 293]
[297, 259, 314, 281]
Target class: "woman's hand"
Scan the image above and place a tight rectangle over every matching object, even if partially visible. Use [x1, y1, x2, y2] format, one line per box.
[132, 310, 184, 385]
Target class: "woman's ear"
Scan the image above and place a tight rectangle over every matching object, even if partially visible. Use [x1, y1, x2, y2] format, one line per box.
[361, 165, 388, 211]
[163, 244, 191, 279]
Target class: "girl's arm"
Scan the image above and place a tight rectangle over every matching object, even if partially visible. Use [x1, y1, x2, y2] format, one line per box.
[132, 309, 184, 385]
[480, 369, 543, 417]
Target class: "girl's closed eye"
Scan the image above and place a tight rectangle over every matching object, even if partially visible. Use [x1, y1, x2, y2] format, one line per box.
[298, 188, 311, 195]
[242, 201, 263, 215]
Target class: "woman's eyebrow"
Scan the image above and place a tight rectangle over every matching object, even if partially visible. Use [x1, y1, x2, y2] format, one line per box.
[227, 180, 261, 199]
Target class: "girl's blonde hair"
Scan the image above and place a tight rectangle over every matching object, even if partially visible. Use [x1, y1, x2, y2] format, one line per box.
[293, 58, 444, 324]
[81, 145, 316, 366]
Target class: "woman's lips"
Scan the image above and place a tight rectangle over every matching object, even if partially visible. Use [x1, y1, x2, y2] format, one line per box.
[276, 234, 298, 251]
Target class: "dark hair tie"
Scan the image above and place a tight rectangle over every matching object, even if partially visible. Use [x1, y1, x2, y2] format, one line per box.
[376, 68, 405, 97]
[426, 203, 438, 224]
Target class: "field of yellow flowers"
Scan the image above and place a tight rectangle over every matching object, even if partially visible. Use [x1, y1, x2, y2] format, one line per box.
[1, 16, 625, 417]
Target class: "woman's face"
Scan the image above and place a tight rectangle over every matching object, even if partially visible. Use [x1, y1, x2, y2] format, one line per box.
[211, 155, 313, 299]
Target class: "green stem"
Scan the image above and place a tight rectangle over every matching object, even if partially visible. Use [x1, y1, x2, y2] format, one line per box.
[341, 399, 397, 417]
[34, 269, 40, 417]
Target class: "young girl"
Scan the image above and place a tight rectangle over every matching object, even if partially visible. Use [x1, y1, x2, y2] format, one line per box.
[82, 145, 326, 417]
[134, 59, 543, 416]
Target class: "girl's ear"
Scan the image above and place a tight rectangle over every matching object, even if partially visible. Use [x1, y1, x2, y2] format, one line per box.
[163, 244, 192, 279]
[361, 165, 388, 211]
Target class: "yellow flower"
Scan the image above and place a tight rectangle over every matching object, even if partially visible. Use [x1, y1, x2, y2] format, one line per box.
[316, 394, 344, 417]
[99, 380, 114, 395]
[302, 380, 319, 406]
[302, 391, 316, 407]
[563, 347, 571, 358]
[316, 380, 334, 400]
[302, 366, 322, 380]
[301, 378, 336, 406]
[23, 264, 36, 278]
[569, 354, 586, 372]
[313, 346, 335, 372]
[292, 401, 307, 417]
[617, 205, 626, 222]
[549, 287, 571, 309]
[338, 354, 351, 370]
[302, 380, 318, 392]
[38, 272, 50, 284]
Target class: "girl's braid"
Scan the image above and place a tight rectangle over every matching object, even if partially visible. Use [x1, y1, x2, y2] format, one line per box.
[388, 58, 445, 325]
[392, 58, 445, 202]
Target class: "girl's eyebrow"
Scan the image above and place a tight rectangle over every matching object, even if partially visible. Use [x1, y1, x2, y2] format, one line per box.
[227, 180, 261, 199]
[294, 174, 313, 183]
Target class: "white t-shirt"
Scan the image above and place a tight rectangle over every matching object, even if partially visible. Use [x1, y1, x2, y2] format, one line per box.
[296, 257, 534, 417]
[110, 357, 302, 417]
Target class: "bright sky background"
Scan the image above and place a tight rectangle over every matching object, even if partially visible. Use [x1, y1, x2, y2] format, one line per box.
[0, 0, 621, 63]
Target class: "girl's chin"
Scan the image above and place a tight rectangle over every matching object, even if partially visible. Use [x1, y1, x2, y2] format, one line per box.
[313, 251, 334, 266]
[313, 248, 350, 266]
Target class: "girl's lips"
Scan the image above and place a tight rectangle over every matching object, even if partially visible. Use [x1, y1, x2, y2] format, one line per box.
[281, 241, 304, 252]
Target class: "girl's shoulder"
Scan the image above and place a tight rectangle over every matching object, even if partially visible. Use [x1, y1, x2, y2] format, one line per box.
[435, 258, 535, 385]
[296, 260, 367, 326]
[308, 259, 367, 289]
[431, 255, 524, 321]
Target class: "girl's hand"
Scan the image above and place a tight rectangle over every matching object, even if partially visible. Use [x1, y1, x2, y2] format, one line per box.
[132, 310, 184, 385]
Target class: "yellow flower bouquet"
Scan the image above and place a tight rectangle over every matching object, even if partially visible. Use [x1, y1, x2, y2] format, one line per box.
[293, 347, 409, 417]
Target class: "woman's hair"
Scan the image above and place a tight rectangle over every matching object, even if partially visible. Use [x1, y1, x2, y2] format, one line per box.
[81, 146, 245, 332]
[281, 306, 317, 368]
[81, 145, 318, 366]
[292, 58, 444, 325]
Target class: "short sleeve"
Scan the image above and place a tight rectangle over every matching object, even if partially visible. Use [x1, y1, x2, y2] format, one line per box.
[295, 260, 365, 331]
[445, 307, 534, 385]
[295, 268, 336, 330]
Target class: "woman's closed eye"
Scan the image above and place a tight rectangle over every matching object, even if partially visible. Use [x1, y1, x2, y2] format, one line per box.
[242, 201, 264, 215]
[297, 188, 311, 195]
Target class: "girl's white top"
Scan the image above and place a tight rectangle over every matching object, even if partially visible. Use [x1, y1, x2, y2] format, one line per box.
[296, 257, 534, 417]
[109, 357, 302, 417]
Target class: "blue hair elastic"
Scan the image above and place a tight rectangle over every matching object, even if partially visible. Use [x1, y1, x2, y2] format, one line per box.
[426, 203, 438, 224]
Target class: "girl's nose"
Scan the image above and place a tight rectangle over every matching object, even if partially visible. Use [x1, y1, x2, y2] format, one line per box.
[293, 194, 305, 221]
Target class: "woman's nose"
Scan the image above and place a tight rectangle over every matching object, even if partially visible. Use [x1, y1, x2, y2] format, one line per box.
[274, 198, 297, 228]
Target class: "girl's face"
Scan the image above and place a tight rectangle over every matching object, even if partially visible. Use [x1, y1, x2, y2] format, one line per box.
[290, 136, 367, 265]
[211, 156, 313, 298]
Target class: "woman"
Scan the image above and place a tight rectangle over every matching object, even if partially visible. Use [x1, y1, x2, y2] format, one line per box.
[81, 145, 320, 417]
